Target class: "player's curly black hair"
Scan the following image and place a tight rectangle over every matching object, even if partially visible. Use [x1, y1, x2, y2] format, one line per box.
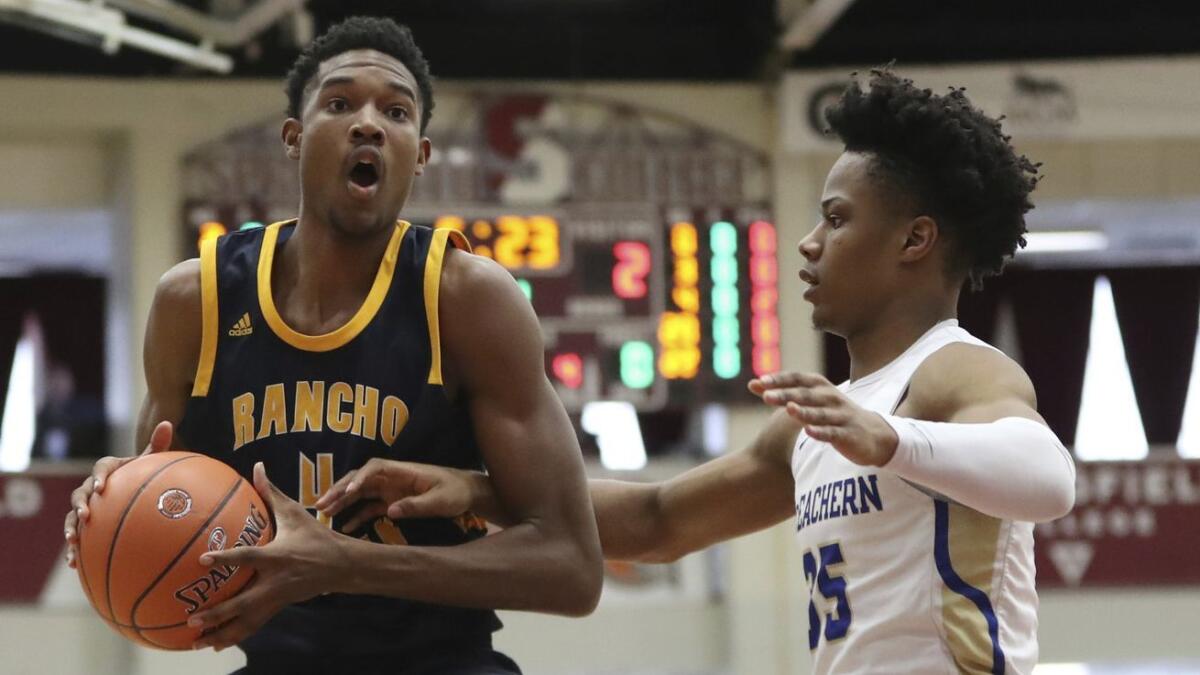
[285, 16, 435, 133]
[824, 68, 1041, 289]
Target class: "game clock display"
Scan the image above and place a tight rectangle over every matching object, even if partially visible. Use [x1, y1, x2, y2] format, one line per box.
[429, 210, 779, 412]
[193, 210, 779, 412]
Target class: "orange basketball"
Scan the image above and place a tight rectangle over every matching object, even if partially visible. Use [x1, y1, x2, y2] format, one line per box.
[75, 451, 273, 650]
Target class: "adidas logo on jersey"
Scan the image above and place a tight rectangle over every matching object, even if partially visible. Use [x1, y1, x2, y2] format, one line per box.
[228, 313, 253, 337]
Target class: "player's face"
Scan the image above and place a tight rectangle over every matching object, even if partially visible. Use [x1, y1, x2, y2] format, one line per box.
[288, 49, 430, 238]
[797, 151, 912, 336]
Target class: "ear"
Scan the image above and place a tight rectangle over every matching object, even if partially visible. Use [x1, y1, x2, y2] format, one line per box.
[898, 215, 939, 263]
[281, 118, 303, 161]
[414, 137, 432, 176]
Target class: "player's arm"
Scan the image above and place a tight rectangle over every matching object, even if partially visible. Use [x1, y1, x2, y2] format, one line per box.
[586, 408, 799, 562]
[63, 260, 200, 566]
[758, 344, 1075, 522]
[319, 407, 800, 563]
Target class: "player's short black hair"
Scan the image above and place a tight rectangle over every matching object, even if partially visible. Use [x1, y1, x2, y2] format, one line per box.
[824, 68, 1041, 289]
[285, 16, 435, 133]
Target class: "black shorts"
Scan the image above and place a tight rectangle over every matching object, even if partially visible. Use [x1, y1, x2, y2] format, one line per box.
[233, 649, 521, 675]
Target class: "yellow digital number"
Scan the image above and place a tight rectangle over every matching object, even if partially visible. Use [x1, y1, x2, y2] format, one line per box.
[494, 215, 530, 270]
[657, 312, 701, 379]
[670, 222, 698, 256]
[527, 215, 560, 270]
[434, 215, 465, 232]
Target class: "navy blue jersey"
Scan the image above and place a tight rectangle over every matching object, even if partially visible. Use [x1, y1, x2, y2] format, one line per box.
[178, 220, 500, 659]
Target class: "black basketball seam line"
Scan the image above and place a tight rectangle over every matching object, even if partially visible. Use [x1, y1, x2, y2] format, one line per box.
[103, 455, 200, 625]
[129, 476, 244, 634]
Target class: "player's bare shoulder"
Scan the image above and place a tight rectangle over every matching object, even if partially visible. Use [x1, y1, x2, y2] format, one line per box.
[145, 258, 204, 380]
[438, 246, 523, 304]
[904, 341, 1037, 421]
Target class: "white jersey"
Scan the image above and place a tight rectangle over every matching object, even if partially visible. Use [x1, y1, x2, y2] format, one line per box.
[792, 319, 1038, 675]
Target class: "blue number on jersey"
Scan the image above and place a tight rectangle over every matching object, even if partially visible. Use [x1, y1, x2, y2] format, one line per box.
[803, 543, 853, 649]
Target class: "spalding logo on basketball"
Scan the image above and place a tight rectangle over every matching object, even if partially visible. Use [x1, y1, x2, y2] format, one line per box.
[156, 488, 192, 519]
[75, 452, 274, 650]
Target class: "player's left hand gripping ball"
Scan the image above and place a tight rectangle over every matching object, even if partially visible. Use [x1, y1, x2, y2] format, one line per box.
[750, 371, 899, 467]
[189, 462, 349, 651]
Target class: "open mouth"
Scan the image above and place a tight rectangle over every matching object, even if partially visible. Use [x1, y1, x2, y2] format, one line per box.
[348, 161, 379, 189]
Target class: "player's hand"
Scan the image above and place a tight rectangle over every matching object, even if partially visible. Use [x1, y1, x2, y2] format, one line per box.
[63, 420, 173, 567]
[750, 372, 899, 467]
[315, 458, 483, 532]
[189, 462, 348, 651]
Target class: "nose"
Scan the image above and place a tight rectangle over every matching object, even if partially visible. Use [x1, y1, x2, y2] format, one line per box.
[350, 110, 385, 145]
[798, 224, 822, 262]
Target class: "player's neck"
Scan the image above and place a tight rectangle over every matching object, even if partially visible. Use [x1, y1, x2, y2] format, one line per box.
[844, 292, 958, 382]
[273, 214, 396, 331]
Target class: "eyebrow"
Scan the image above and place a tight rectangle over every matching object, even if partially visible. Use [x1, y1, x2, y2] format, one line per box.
[820, 197, 845, 210]
[317, 75, 419, 103]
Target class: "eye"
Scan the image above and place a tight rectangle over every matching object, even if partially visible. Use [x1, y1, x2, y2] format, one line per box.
[326, 98, 348, 113]
[387, 106, 410, 121]
[826, 214, 844, 229]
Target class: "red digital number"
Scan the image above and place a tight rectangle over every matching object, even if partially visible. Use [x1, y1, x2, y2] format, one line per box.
[612, 241, 651, 299]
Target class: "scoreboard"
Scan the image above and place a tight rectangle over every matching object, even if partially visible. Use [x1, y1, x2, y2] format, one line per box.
[191, 208, 780, 412]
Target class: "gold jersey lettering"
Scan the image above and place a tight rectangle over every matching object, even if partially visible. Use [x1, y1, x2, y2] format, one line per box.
[257, 383, 287, 440]
[326, 382, 353, 433]
[352, 385, 380, 440]
[231, 393, 255, 451]
[299, 451, 334, 528]
[380, 395, 409, 445]
[292, 381, 324, 433]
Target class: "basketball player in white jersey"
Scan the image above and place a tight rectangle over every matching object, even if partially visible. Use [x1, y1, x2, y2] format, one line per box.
[316, 69, 1077, 674]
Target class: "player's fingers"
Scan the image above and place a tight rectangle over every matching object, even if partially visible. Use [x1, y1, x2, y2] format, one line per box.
[200, 544, 264, 570]
[762, 386, 827, 407]
[92, 456, 129, 495]
[747, 378, 767, 396]
[804, 425, 843, 443]
[193, 613, 256, 651]
[251, 462, 295, 518]
[756, 371, 830, 390]
[144, 421, 173, 455]
[344, 458, 387, 495]
[69, 479, 93, 523]
[387, 491, 459, 520]
[314, 469, 358, 511]
[340, 501, 388, 533]
[786, 402, 849, 426]
[64, 506, 79, 543]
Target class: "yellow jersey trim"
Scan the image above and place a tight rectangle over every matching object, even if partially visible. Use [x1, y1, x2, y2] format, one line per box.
[940, 502, 1004, 674]
[258, 220, 410, 353]
[191, 235, 220, 397]
[424, 228, 471, 385]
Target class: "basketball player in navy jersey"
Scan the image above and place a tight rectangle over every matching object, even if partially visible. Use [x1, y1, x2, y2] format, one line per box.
[318, 71, 1078, 674]
[63, 17, 601, 674]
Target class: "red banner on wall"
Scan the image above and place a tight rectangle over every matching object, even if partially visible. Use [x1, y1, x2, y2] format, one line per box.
[1035, 457, 1200, 587]
[0, 471, 87, 603]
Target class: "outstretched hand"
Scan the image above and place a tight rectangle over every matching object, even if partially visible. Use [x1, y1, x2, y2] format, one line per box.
[189, 462, 347, 651]
[315, 458, 481, 532]
[749, 371, 899, 467]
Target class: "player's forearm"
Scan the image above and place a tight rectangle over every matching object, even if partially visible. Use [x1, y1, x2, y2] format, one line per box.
[333, 520, 603, 616]
[465, 477, 672, 562]
[589, 479, 678, 562]
[881, 415, 1076, 522]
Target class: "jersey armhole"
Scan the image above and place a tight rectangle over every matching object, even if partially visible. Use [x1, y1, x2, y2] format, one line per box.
[190, 236, 219, 397]
[424, 228, 472, 385]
